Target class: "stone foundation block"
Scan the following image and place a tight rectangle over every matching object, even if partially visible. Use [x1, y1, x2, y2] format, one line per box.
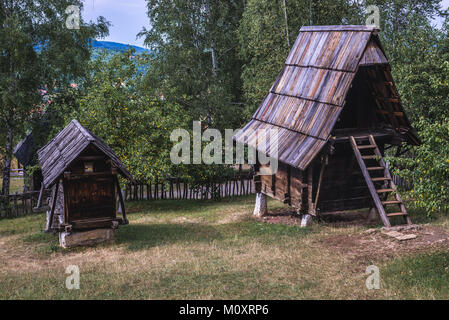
[59, 228, 116, 248]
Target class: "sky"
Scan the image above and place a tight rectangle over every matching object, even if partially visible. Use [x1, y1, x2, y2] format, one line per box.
[438, 0, 449, 26]
[82, 0, 449, 48]
[82, 0, 149, 47]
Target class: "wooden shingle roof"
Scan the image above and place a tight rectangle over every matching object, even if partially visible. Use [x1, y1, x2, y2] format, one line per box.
[235, 25, 416, 170]
[14, 133, 34, 166]
[37, 120, 133, 188]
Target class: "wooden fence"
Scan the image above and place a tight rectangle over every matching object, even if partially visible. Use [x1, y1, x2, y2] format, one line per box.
[10, 168, 24, 177]
[392, 174, 413, 191]
[0, 189, 51, 219]
[125, 175, 255, 201]
[0, 172, 411, 219]
[0, 175, 255, 219]
[124, 174, 411, 201]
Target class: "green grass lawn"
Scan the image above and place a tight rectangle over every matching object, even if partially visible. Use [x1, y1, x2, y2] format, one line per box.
[0, 195, 448, 299]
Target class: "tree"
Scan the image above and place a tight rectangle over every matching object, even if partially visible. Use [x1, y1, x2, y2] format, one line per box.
[237, 0, 361, 116]
[0, 0, 109, 195]
[387, 11, 449, 215]
[74, 50, 187, 183]
[362, 0, 446, 123]
[139, 0, 245, 130]
[390, 117, 449, 215]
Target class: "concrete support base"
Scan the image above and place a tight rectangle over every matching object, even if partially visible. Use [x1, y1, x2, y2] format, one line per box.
[300, 214, 312, 227]
[59, 228, 116, 248]
[253, 193, 268, 217]
[367, 207, 379, 223]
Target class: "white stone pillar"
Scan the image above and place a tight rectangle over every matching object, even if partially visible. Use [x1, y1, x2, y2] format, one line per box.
[253, 193, 267, 217]
[301, 214, 312, 227]
[367, 207, 379, 222]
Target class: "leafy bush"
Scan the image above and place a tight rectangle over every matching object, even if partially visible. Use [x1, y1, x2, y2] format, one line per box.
[390, 118, 449, 215]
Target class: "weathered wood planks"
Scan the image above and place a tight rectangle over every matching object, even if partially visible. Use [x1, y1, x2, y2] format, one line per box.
[37, 120, 134, 188]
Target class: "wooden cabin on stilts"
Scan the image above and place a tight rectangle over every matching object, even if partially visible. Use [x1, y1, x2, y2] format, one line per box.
[36, 120, 134, 247]
[234, 25, 420, 228]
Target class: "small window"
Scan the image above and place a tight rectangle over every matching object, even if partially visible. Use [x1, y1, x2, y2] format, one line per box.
[84, 162, 94, 173]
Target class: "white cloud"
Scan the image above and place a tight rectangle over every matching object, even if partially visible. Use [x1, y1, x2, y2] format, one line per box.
[82, 0, 149, 46]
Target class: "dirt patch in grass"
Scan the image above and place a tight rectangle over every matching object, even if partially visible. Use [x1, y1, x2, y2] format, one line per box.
[256, 209, 301, 226]
[317, 224, 449, 265]
[257, 209, 372, 228]
[258, 209, 449, 270]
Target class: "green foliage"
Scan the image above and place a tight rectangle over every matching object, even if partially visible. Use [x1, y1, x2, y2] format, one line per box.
[390, 117, 449, 215]
[0, 0, 109, 194]
[74, 50, 186, 183]
[0, 0, 109, 132]
[377, 4, 449, 215]
[383, 250, 449, 299]
[139, 0, 245, 129]
[1, 0, 447, 215]
[237, 0, 361, 115]
[392, 26, 449, 122]
[370, 0, 448, 123]
[237, 0, 291, 116]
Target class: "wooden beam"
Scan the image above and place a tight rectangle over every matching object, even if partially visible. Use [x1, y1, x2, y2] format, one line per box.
[254, 175, 262, 193]
[307, 164, 315, 216]
[313, 155, 328, 212]
[377, 97, 400, 103]
[114, 175, 128, 224]
[34, 184, 44, 210]
[376, 110, 404, 117]
[45, 179, 60, 232]
[369, 135, 412, 225]
[77, 156, 106, 161]
[349, 136, 391, 227]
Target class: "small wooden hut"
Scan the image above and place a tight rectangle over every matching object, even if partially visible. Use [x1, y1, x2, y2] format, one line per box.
[13, 133, 43, 191]
[37, 120, 134, 247]
[234, 25, 420, 227]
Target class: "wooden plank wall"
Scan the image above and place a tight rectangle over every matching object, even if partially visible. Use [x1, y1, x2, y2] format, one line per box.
[258, 162, 304, 210]
[314, 142, 376, 212]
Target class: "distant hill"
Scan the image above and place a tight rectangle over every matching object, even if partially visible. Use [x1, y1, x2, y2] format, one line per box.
[91, 40, 149, 54]
[91, 40, 151, 59]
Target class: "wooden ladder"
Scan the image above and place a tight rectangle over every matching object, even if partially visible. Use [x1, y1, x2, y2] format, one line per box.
[349, 135, 411, 227]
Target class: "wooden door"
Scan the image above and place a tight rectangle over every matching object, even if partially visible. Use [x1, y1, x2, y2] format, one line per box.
[65, 175, 116, 223]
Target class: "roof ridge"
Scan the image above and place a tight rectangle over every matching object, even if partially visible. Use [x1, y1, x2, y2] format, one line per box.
[300, 25, 379, 32]
[71, 119, 95, 142]
[38, 119, 134, 187]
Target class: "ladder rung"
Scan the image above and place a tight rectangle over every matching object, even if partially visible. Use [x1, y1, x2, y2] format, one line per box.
[350, 134, 411, 227]
[387, 212, 407, 217]
[367, 166, 384, 171]
[377, 110, 404, 117]
[376, 188, 394, 193]
[382, 200, 401, 205]
[372, 177, 391, 181]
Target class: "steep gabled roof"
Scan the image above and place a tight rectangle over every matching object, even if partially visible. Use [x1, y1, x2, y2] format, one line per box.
[37, 120, 133, 188]
[14, 133, 34, 166]
[235, 25, 417, 170]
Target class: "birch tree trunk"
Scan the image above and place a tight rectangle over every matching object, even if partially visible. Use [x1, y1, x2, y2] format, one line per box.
[211, 40, 217, 79]
[1, 115, 13, 196]
[282, 0, 290, 47]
